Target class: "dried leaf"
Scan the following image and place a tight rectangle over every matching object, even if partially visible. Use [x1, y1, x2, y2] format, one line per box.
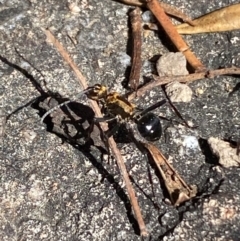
[176, 3, 240, 34]
[143, 142, 197, 206]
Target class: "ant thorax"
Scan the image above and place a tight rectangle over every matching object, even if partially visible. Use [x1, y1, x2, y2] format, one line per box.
[105, 92, 135, 120]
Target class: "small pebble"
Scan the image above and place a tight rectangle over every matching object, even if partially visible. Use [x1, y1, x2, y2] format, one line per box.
[165, 81, 193, 102]
[156, 52, 189, 77]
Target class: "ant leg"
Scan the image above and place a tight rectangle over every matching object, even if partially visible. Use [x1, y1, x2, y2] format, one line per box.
[134, 99, 167, 119]
[94, 116, 117, 123]
[94, 120, 120, 164]
[93, 115, 121, 140]
[158, 115, 186, 125]
[139, 99, 167, 116]
[165, 100, 191, 127]
[237, 140, 240, 155]
[126, 121, 148, 145]
[104, 124, 120, 138]
[143, 97, 195, 128]
[85, 116, 119, 156]
[160, 86, 196, 128]
[40, 87, 93, 123]
[85, 115, 116, 142]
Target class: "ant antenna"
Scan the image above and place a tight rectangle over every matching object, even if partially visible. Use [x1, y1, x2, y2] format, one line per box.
[40, 87, 92, 123]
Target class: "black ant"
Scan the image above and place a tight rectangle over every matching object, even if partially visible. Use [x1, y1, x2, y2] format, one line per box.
[41, 84, 167, 142]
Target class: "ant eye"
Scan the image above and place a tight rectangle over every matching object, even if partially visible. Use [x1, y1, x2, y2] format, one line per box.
[137, 113, 162, 141]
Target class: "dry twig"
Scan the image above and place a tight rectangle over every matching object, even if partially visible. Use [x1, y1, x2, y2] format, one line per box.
[128, 67, 240, 100]
[43, 29, 149, 237]
[129, 7, 142, 90]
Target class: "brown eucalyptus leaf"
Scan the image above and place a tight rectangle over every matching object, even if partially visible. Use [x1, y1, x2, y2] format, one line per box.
[176, 3, 240, 34]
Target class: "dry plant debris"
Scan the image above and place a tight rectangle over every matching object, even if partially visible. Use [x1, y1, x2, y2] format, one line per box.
[128, 7, 142, 90]
[42, 26, 199, 237]
[142, 142, 197, 206]
[1, 0, 240, 240]
[128, 67, 240, 100]
[146, 0, 205, 72]
[119, 0, 204, 71]
[176, 3, 240, 34]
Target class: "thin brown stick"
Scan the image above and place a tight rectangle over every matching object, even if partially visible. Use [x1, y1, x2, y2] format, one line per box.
[146, 0, 204, 72]
[128, 67, 240, 100]
[206, 67, 240, 78]
[43, 29, 148, 237]
[129, 7, 142, 90]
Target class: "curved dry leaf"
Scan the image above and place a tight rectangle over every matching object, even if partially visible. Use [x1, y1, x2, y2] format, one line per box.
[176, 3, 240, 34]
[143, 142, 197, 206]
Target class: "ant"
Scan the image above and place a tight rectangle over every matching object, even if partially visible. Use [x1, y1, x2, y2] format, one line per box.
[41, 84, 167, 143]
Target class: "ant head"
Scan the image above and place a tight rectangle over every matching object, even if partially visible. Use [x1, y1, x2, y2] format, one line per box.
[86, 84, 108, 100]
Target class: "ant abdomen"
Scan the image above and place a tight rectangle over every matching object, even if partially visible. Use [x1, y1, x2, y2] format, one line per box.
[137, 112, 162, 141]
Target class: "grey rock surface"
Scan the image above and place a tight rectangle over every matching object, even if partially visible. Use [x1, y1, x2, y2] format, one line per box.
[0, 0, 240, 240]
